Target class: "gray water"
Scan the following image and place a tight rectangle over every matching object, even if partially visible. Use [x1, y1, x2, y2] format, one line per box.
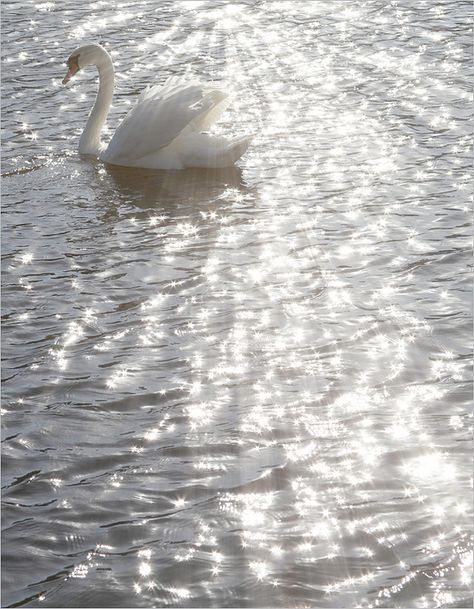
[1, 1, 472, 607]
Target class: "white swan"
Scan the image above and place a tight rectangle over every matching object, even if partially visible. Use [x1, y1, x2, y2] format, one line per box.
[62, 43, 253, 170]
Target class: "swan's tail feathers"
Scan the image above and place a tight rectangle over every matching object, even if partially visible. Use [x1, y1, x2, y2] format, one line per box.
[178, 132, 254, 169]
[224, 133, 254, 164]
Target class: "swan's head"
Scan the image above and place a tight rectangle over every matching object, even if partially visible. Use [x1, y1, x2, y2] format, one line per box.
[62, 43, 109, 85]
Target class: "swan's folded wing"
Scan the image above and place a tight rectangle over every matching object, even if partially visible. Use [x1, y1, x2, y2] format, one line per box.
[103, 79, 224, 164]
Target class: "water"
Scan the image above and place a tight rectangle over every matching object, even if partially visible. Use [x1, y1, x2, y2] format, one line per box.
[1, 1, 472, 607]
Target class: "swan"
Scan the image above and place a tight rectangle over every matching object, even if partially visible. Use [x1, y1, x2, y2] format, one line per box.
[62, 43, 253, 170]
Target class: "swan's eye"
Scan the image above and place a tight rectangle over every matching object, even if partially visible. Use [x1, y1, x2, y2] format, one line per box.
[62, 55, 80, 85]
[67, 55, 80, 69]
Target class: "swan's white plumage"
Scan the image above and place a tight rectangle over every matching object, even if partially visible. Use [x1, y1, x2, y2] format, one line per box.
[64, 44, 253, 170]
[103, 79, 213, 163]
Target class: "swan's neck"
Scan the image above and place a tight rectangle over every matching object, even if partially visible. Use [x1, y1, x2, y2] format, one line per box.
[78, 54, 114, 156]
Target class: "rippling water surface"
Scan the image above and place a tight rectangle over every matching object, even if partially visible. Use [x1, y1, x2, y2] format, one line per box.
[2, 1, 473, 607]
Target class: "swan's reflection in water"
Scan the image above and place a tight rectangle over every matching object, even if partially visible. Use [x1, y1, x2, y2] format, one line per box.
[103, 163, 247, 208]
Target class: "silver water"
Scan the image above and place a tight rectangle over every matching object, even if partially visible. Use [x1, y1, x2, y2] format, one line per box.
[2, 1, 472, 607]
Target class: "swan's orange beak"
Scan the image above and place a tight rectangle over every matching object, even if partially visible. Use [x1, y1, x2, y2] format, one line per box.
[62, 55, 80, 85]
